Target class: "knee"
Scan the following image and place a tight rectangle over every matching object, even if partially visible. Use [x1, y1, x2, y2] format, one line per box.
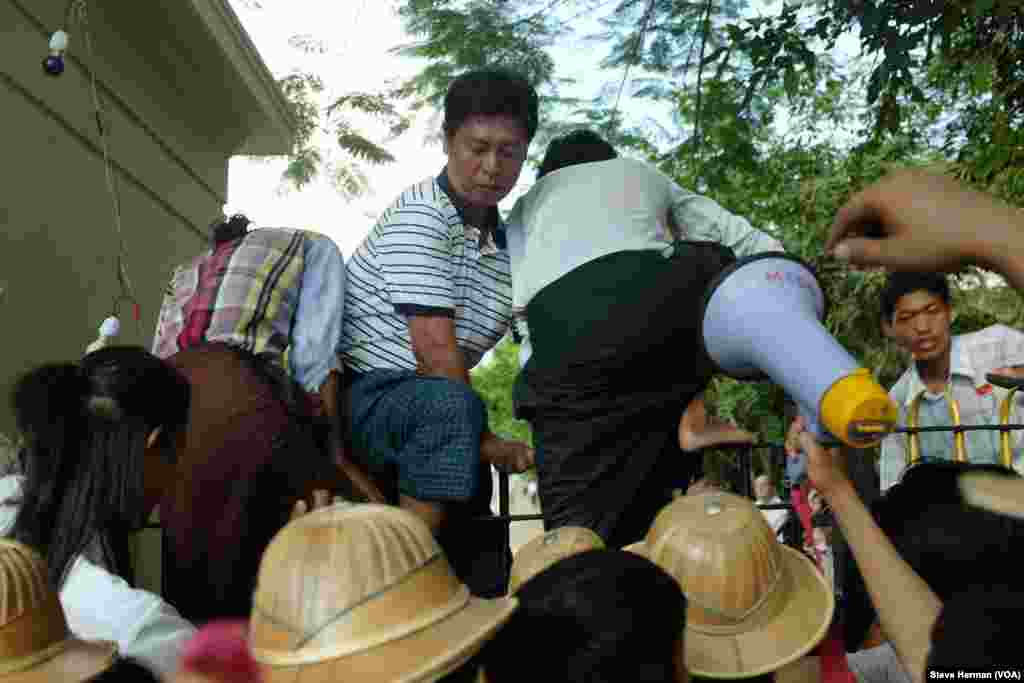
[426, 380, 487, 432]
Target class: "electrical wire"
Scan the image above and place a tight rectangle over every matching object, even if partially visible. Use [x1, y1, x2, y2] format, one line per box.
[67, 0, 141, 336]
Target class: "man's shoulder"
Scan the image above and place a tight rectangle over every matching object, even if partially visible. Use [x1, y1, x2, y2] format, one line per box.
[959, 323, 1024, 347]
[956, 324, 1024, 372]
[236, 227, 308, 252]
[373, 177, 461, 235]
[390, 176, 452, 212]
[593, 157, 668, 186]
[888, 366, 915, 402]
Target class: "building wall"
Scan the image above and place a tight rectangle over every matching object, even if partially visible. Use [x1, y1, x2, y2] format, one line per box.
[0, 0, 267, 595]
[0, 0, 263, 437]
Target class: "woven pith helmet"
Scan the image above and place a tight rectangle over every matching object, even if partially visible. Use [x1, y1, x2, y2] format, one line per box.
[508, 527, 604, 594]
[250, 503, 517, 683]
[632, 492, 834, 679]
[0, 539, 116, 681]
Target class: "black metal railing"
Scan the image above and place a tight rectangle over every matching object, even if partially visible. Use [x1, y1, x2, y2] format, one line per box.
[139, 422, 1023, 597]
[477, 422, 1024, 587]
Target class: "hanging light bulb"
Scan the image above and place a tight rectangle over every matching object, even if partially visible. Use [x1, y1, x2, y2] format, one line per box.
[85, 315, 120, 355]
[43, 30, 69, 76]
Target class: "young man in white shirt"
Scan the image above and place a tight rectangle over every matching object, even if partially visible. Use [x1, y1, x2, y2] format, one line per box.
[507, 130, 783, 547]
[877, 271, 1024, 489]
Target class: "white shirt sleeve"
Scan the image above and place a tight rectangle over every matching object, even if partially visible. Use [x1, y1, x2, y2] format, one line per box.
[878, 431, 905, 492]
[289, 234, 345, 393]
[667, 181, 785, 258]
[61, 556, 196, 677]
[0, 476, 195, 678]
[847, 643, 913, 683]
[993, 324, 1024, 367]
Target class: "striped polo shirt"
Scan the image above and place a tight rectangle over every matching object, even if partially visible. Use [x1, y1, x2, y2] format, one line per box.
[340, 170, 512, 373]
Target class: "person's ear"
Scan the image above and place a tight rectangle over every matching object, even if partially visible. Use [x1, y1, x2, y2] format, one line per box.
[880, 317, 894, 339]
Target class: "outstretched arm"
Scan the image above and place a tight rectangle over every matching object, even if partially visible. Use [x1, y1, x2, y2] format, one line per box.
[796, 422, 940, 683]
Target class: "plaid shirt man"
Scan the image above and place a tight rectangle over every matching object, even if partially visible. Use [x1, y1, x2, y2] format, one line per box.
[152, 228, 344, 393]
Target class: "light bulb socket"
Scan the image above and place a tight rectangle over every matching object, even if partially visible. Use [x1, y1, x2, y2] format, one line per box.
[42, 54, 65, 76]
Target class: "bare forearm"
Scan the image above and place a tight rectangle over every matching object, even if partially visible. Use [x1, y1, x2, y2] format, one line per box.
[406, 316, 501, 449]
[407, 314, 472, 384]
[319, 370, 340, 421]
[414, 343, 471, 384]
[826, 480, 940, 683]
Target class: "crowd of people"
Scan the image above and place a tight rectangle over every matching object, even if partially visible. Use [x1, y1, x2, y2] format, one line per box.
[2, 66, 1024, 682]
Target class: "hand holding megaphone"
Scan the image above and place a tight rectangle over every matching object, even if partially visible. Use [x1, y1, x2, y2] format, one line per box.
[796, 427, 852, 501]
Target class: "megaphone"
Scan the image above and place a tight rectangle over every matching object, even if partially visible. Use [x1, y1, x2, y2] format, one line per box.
[700, 252, 897, 448]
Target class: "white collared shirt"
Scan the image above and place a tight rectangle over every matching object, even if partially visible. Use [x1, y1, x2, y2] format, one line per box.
[0, 476, 195, 677]
[878, 324, 1024, 490]
[758, 495, 788, 539]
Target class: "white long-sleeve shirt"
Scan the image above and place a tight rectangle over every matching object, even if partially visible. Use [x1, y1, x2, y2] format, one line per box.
[0, 476, 195, 677]
[506, 158, 784, 365]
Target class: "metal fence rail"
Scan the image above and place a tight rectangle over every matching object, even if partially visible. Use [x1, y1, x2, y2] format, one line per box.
[141, 422, 1024, 602]
[479, 421, 1024, 588]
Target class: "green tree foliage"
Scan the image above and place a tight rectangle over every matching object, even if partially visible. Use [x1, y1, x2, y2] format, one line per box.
[233, 4, 411, 195]
[276, 75, 410, 196]
[470, 337, 533, 445]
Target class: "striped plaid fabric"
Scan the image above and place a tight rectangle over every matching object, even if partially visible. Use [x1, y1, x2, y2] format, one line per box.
[152, 229, 307, 366]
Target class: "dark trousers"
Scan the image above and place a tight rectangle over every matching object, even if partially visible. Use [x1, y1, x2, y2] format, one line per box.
[345, 369, 510, 598]
[515, 243, 737, 548]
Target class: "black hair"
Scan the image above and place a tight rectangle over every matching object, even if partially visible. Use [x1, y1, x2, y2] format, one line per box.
[210, 213, 251, 246]
[8, 346, 190, 588]
[481, 549, 687, 683]
[443, 69, 540, 142]
[844, 462, 1024, 646]
[536, 129, 618, 180]
[926, 584, 1024, 672]
[84, 657, 160, 683]
[880, 272, 951, 322]
[811, 508, 834, 529]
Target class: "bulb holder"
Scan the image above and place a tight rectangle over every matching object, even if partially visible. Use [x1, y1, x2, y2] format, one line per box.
[43, 54, 64, 76]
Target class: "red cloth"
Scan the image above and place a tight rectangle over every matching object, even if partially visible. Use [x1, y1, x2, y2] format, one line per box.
[162, 344, 346, 623]
[793, 485, 851, 683]
[791, 483, 823, 566]
[819, 622, 856, 683]
[181, 620, 263, 683]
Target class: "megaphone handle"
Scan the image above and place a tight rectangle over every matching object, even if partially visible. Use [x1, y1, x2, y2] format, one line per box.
[798, 404, 842, 448]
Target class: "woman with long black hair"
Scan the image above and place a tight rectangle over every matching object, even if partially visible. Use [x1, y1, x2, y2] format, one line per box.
[0, 346, 196, 677]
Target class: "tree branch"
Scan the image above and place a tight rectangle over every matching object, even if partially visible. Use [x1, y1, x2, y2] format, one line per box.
[692, 0, 714, 161]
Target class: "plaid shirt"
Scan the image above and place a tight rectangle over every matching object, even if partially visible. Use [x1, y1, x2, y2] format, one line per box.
[152, 229, 343, 392]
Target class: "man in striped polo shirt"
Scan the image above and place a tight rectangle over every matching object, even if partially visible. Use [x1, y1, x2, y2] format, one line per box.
[341, 69, 537, 596]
